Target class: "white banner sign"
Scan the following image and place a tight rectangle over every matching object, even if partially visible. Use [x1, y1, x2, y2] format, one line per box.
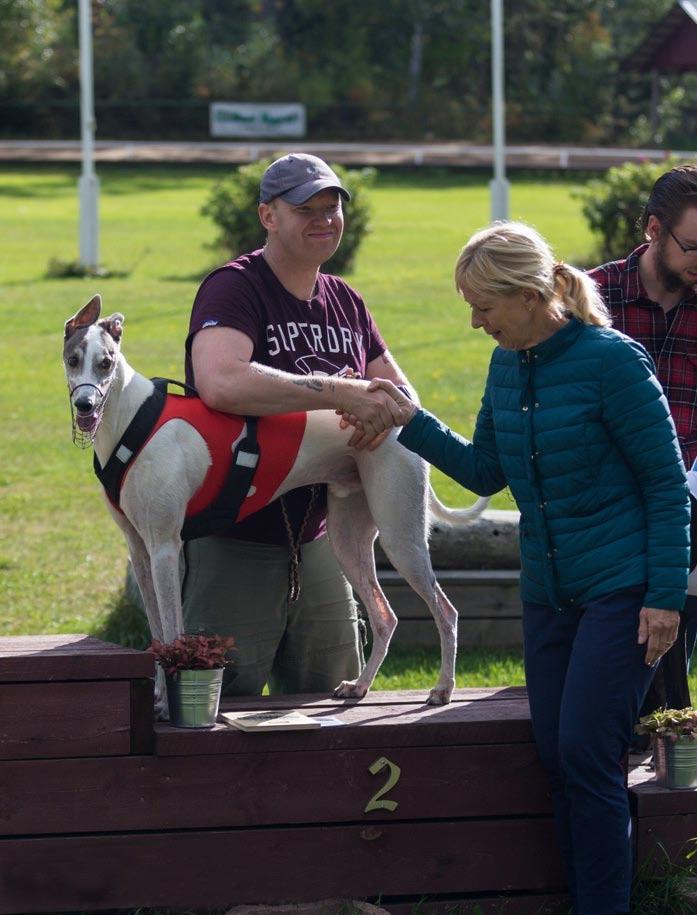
[210, 103, 306, 138]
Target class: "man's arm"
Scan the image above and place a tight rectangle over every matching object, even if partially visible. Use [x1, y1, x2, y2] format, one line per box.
[366, 350, 419, 400]
[191, 326, 403, 437]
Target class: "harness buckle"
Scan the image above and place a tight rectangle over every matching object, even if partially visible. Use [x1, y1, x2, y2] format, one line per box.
[235, 450, 259, 469]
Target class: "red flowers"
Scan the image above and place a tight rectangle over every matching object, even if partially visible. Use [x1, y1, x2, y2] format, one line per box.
[149, 634, 236, 677]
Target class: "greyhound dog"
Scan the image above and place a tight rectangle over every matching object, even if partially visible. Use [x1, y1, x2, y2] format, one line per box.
[64, 295, 487, 716]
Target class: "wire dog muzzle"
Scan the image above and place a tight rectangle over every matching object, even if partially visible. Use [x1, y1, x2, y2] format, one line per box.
[68, 381, 111, 449]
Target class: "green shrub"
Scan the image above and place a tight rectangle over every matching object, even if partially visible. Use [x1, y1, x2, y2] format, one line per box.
[574, 157, 685, 264]
[201, 158, 376, 275]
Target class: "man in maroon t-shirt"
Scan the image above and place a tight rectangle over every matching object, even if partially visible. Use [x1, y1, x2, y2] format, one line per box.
[182, 153, 416, 696]
[588, 164, 697, 720]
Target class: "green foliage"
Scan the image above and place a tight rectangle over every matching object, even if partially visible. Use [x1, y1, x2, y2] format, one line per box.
[45, 257, 129, 279]
[94, 591, 150, 650]
[201, 159, 377, 275]
[0, 0, 73, 100]
[150, 634, 235, 675]
[630, 840, 697, 915]
[574, 157, 683, 262]
[636, 707, 697, 742]
[0, 1, 690, 145]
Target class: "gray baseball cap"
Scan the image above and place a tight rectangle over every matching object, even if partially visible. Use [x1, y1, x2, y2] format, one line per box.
[259, 153, 350, 205]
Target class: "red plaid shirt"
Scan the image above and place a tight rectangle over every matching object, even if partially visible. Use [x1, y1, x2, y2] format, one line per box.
[588, 244, 697, 469]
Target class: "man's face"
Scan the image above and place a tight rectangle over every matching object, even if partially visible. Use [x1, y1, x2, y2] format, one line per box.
[261, 188, 344, 267]
[654, 206, 697, 293]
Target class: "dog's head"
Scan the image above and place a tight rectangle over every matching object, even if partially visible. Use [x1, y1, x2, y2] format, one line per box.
[64, 295, 125, 444]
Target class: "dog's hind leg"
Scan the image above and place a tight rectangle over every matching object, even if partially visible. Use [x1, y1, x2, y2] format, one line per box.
[360, 447, 458, 705]
[378, 538, 458, 705]
[326, 487, 398, 700]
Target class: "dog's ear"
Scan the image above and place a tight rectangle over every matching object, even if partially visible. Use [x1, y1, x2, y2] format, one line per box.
[64, 295, 102, 340]
[102, 312, 125, 343]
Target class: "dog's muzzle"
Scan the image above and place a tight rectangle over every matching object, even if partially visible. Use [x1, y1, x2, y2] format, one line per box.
[69, 382, 109, 447]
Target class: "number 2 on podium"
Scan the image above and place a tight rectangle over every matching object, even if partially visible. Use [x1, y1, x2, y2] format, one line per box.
[364, 755, 401, 813]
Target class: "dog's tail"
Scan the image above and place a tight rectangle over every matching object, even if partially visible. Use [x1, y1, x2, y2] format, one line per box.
[428, 487, 489, 526]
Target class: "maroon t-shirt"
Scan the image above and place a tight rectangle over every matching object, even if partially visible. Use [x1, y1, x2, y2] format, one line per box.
[185, 249, 387, 544]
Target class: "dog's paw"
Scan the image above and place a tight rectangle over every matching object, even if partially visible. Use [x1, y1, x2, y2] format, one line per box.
[154, 694, 170, 721]
[333, 679, 369, 700]
[426, 684, 453, 706]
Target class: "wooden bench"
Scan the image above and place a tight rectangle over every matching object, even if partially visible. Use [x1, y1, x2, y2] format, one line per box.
[0, 635, 691, 914]
[380, 569, 522, 648]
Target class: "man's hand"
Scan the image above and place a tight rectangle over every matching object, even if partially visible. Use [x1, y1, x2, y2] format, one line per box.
[638, 607, 680, 667]
[334, 377, 404, 444]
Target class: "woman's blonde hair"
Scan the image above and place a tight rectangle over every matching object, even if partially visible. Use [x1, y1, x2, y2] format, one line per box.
[454, 221, 610, 327]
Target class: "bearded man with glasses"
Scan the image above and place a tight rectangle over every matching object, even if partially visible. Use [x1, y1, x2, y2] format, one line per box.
[589, 164, 697, 726]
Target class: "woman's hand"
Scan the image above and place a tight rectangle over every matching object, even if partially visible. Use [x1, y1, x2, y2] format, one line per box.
[638, 607, 680, 667]
[365, 378, 418, 425]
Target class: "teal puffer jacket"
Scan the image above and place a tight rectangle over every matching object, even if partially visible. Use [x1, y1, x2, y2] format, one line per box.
[399, 318, 690, 612]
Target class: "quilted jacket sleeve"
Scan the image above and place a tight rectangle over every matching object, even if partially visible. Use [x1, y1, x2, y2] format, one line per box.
[397, 374, 507, 497]
[601, 337, 690, 611]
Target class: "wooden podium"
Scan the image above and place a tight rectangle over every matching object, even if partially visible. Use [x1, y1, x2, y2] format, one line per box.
[0, 634, 687, 914]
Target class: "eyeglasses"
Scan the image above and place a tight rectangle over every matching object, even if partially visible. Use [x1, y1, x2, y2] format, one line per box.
[669, 229, 697, 255]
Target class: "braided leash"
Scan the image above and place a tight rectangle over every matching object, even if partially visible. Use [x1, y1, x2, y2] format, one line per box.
[280, 486, 319, 603]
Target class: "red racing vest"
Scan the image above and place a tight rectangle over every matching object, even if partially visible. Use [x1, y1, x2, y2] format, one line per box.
[94, 381, 307, 540]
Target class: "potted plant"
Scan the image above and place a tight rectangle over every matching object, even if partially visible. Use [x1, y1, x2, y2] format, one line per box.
[150, 634, 235, 729]
[635, 707, 697, 789]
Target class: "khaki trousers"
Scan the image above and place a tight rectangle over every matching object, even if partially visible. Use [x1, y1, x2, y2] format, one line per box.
[182, 535, 364, 696]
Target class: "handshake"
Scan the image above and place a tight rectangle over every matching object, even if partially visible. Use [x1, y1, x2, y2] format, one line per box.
[335, 377, 419, 451]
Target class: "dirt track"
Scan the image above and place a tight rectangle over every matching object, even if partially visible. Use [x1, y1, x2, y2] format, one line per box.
[0, 139, 692, 170]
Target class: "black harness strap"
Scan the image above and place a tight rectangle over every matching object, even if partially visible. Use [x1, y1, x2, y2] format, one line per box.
[94, 378, 170, 506]
[93, 377, 261, 541]
[181, 417, 260, 541]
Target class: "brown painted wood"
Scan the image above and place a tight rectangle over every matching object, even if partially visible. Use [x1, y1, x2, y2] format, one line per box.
[384, 894, 569, 914]
[129, 678, 155, 754]
[635, 813, 697, 869]
[0, 635, 153, 681]
[0, 819, 565, 914]
[629, 763, 697, 817]
[0, 681, 131, 759]
[380, 576, 522, 617]
[0, 742, 552, 835]
[157, 693, 534, 756]
[215, 687, 530, 708]
[390, 619, 524, 649]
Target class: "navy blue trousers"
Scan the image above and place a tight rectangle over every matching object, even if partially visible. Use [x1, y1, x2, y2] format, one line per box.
[523, 586, 656, 915]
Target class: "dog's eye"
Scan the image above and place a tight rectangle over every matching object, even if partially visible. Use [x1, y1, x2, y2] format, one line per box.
[67, 355, 79, 368]
[100, 357, 112, 369]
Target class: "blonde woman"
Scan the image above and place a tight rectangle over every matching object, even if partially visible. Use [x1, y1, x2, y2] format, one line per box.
[368, 222, 690, 915]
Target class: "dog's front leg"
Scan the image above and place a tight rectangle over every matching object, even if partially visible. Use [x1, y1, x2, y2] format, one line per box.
[147, 537, 185, 644]
[107, 506, 170, 718]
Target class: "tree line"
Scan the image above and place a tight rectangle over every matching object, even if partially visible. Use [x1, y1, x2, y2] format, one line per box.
[1, 0, 695, 146]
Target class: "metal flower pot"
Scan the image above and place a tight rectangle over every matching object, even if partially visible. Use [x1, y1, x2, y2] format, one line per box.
[653, 734, 697, 789]
[166, 668, 224, 729]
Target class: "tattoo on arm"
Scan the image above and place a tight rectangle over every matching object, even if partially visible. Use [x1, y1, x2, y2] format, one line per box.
[251, 364, 277, 379]
[292, 376, 324, 392]
[251, 361, 337, 395]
